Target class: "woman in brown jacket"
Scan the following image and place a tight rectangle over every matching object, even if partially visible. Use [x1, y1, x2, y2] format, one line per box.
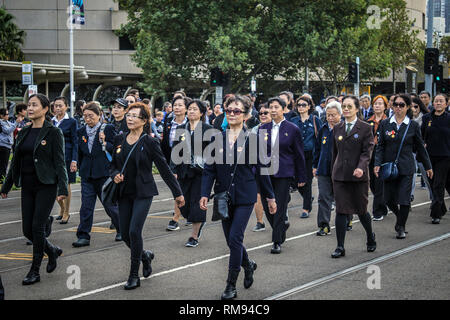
[331, 95, 376, 258]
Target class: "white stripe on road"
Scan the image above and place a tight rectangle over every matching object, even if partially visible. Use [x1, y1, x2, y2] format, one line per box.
[61, 198, 445, 300]
[265, 232, 450, 300]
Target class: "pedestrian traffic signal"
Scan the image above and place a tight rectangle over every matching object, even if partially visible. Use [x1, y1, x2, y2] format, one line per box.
[210, 67, 229, 87]
[434, 65, 443, 83]
[437, 78, 450, 94]
[348, 63, 358, 83]
[424, 48, 439, 75]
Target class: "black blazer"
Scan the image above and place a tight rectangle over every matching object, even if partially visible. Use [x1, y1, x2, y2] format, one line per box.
[201, 128, 275, 206]
[170, 122, 213, 180]
[1, 120, 68, 196]
[53, 117, 78, 162]
[111, 133, 182, 199]
[375, 118, 432, 175]
[77, 124, 115, 179]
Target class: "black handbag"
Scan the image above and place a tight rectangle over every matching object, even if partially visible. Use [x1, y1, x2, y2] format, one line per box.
[379, 121, 410, 181]
[101, 134, 147, 207]
[211, 133, 249, 221]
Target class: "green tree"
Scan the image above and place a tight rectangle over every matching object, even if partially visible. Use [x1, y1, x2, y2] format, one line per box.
[0, 8, 26, 61]
[439, 36, 450, 63]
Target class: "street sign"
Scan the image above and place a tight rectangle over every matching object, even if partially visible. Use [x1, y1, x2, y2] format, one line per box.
[28, 85, 38, 96]
[22, 61, 33, 85]
[215, 86, 223, 104]
[251, 77, 256, 92]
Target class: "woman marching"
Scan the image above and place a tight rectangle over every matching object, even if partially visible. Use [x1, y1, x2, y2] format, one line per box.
[312, 101, 342, 236]
[375, 94, 433, 239]
[52, 96, 78, 224]
[291, 96, 322, 219]
[111, 102, 185, 290]
[331, 95, 376, 258]
[1, 93, 67, 285]
[366, 95, 388, 221]
[171, 99, 212, 247]
[421, 93, 450, 224]
[200, 95, 277, 300]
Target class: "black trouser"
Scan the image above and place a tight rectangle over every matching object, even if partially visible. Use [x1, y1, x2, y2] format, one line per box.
[0, 146, 11, 183]
[297, 150, 313, 212]
[262, 177, 291, 244]
[118, 195, 153, 273]
[21, 174, 58, 261]
[430, 157, 450, 219]
[386, 204, 410, 228]
[335, 212, 374, 248]
[369, 158, 387, 218]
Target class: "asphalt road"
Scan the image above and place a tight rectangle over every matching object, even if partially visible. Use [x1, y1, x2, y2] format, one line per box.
[0, 176, 449, 301]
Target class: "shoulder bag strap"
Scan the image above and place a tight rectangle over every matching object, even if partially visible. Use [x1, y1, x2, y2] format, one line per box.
[120, 134, 148, 174]
[394, 121, 411, 164]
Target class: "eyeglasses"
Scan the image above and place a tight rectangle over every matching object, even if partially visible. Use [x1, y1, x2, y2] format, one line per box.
[126, 113, 143, 119]
[342, 105, 353, 110]
[83, 114, 96, 119]
[297, 103, 308, 108]
[259, 111, 269, 116]
[225, 108, 244, 116]
[393, 102, 406, 108]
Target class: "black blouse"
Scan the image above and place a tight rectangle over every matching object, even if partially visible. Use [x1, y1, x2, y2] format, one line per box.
[20, 128, 41, 175]
[120, 139, 138, 196]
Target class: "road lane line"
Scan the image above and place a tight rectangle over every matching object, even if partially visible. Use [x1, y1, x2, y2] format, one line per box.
[61, 198, 445, 300]
[265, 232, 450, 300]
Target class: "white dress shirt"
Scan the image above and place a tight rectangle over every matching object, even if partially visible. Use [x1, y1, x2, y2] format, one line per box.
[271, 118, 285, 147]
[344, 117, 357, 134]
[52, 113, 69, 127]
[390, 115, 410, 130]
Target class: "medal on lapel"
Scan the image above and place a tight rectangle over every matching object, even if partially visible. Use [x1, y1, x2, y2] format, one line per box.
[116, 145, 122, 154]
[181, 133, 185, 141]
[338, 135, 343, 141]
[285, 132, 288, 136]
[41, 140, 47, 146]
[237, 146, 243, 153]
[322, 136, 327, 144]
[354, 134, 359, 139]
[264, 133, 269, 141]
[82, 136, 87, 143]
[428, 121, 432, 127]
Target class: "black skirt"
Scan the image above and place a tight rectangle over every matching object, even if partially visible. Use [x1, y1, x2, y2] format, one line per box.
[384, 174, 413, 206]
[179, 174, 207, 222]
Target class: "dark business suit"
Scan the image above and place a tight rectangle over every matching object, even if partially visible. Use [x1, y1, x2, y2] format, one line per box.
[76, 124, 120, 241]
[375, 118, 431, 218]
[259, 119, 306, 245]
[111, 133, 182, 279]
[171, 122, 212, 222]
[201, 128, 275, 270]
[53, 117, 78, 183]
[331, 119, 375, 251]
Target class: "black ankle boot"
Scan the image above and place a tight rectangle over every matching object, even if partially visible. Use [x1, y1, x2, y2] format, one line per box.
[124, 260, 140, 290]
[142, 250, 154, 278]
[45, 242, 63, 273]
[367, 233, 376, 252]
[242, 258, 257, 289]
[221, 269, 240, 300]
[23, 255, 42, 285]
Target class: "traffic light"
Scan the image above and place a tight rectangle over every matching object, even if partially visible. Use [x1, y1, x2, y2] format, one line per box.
[434, 65, 443, 83]
[440, 79, 450, 94]
[348, 62, 358, 83]
[424, 48, 439, 75]
[210, 67, 229, 87]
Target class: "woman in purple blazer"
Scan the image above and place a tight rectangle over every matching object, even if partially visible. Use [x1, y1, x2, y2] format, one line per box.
[259, 97, 307, 254]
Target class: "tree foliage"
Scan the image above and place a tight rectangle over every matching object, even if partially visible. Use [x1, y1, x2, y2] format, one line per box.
[118, 0, 424, 96]
[0, 8, 26, 61]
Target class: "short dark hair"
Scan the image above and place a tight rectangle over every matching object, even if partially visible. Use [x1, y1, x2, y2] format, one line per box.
[267, 97, 286, 109]
[434, 93, 448, 103]
[29, 93, 52, 121]
[16, 103, 27, 114]
[419, 91, 431, 98]
[342, 95, 360, 109]
[83, 102, 101, 116]
[171, 96, 191, 108]
[187, 99, 207, 122]
[224, 94, 251, 114]
[296, 96, 314, 115]
[0, 108, 8, 117]
[128, 89, 139, 95]
[54, 96, 68, 106]
[394, 94, 413, 118]
[412, 97, 428, 114]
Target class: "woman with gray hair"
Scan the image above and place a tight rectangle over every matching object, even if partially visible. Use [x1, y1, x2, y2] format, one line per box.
[312, 101, 343, 235]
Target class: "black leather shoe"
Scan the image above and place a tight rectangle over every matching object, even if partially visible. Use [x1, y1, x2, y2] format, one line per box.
[115, 233, 122, 242]
[221, 269, 239, 300]
[46, 246, 63, 273]
[109, 223, 116, 230]
[331, 247, 345, 258]
[242, 259, 257, 289]
[270, 243, 281, 254]
[124, 277, 140, 290]
[22, 270, 40, 285]
[72, 238, 90, 248]
[142, 250, 154, 278]
[45, 216, 54, 238]
[26, 240, 32, 245]
[432, 218, 441, 224]
[395, 224, 408, 234]
[396, 226, 406, 239]
[55, 215, 63, 221]
[367, 233, 376, 252]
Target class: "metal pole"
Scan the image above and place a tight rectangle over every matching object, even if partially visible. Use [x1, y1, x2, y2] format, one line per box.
[354, 57, 360, 97]
[425, 0, 434, 95]
[2, 78, 6, 108]
[69, 1, 74, 117]
[305, 61, 309, 93]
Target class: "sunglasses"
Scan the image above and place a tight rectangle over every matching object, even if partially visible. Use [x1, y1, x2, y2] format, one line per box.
[259, 111, 269, 116]
[225, 108, 244, 116]
[393, 102, 406, 108]
[342, 105, 353, 110]
[297, 103, 308, 108]
[411, 104, 419, 109]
